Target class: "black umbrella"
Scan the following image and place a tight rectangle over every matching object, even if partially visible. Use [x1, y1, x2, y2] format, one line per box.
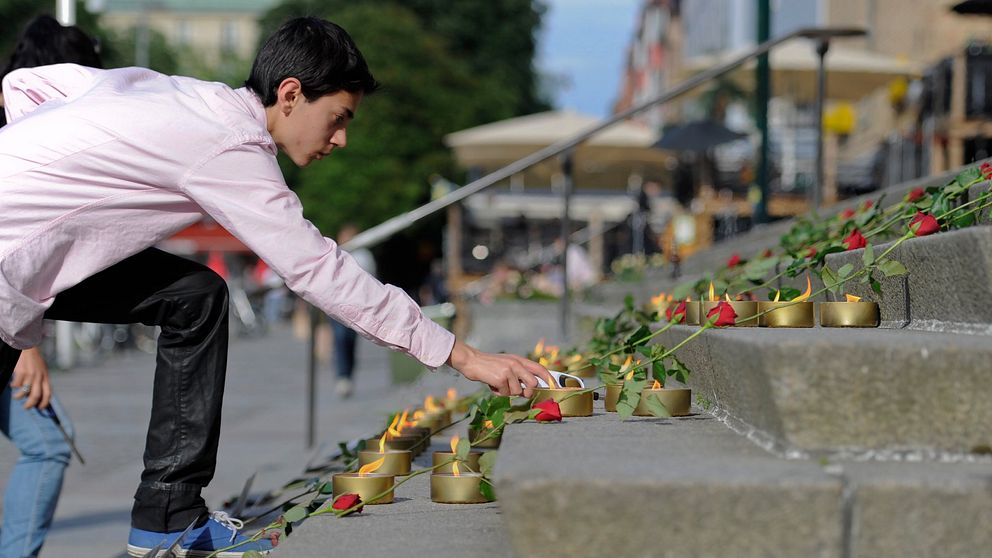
[652, 120, 748, 153]
[951, 0, 992, 15]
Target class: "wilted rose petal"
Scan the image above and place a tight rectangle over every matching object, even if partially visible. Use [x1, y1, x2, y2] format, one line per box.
[706, 301, 737, 327]
[909, 212, 939, 237]
[981, 162, 992, 180]
[666, 301, 687, 324]
[843, 229, 867, 251]
[533, 399, 562, 422]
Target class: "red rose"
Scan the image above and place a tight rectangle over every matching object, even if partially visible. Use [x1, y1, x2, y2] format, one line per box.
[761, 249, 773, 258]
[806, 247, 817, 259]
[666, 301, 687, 324]
[331, 493, 363, 515]
[840, 208, 856, 219]
[727, 253, 741, 268]
[909, 212, 939, 236]
[843, 229, 867, 251]
[533, 400, 562, 422]
[981, 162, 992, 180]
[862, 200, 874, 211]
[705, 301, 737, 327]
[905, 187, 925, 203]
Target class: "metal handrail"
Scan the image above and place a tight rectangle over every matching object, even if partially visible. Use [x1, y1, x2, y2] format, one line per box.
[342, 26, 865, 253]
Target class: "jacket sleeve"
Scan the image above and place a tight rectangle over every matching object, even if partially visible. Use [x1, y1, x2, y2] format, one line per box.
[2, 64, 102, 123]
[180, 139, 456, 369]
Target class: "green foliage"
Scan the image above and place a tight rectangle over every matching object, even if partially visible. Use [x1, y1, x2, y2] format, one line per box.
[282, 504, 308, 523]
[479, 477, 496, 501]
[479, 451, 497, 478]
[616, 379, 645, 419]
[455, 437, 470, 461]
[640, 393, 671, 418]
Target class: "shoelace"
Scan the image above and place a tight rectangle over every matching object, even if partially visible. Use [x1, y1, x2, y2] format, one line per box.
[210, 511, 245, 543]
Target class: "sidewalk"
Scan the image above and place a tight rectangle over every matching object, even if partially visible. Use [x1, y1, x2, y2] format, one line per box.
[0, 324, 474, 558]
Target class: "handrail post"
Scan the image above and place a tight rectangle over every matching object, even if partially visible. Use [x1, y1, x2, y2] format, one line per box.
[813, 38, 830, 211]
[306, 304, 319, 449]
[559, 151, 574, 339]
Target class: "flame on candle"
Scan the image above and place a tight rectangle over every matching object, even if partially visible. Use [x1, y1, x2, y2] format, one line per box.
[548, 346, 559, 361]
[546, 371, 558, 389]
[795, 274, 813, 302]
[651, 380, 661, 390]
[622, 355, 634, 381]
[424, 395, 441, 412]
[724, 293, 732, 302]
[483, 420, 494, 429]
[386, 414, 401, 438]
[378, 431, 387, 453]
[359, 455, 384, 476]
[845, 293, 862, 302]
[413, 410, 425, 422]
[538, 356, 549, 367]
[708, 282, 717, 302]
[450, 436, 461, 476]
[773, 290, 781, 302]
[396, 409, 409, 434]
[446, 388, 457, 401]
[566, 354, 582, 365]
[533, 338, 545, 356]
[686, 296, 693, 302]
[650, 292, 667, 309]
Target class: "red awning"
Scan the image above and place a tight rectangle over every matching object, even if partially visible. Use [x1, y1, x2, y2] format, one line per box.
[159, 220, 251, 254]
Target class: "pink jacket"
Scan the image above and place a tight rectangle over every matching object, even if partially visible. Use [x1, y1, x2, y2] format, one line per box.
[0, 64, 454, 367]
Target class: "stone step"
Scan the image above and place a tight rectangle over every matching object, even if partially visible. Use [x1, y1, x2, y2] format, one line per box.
[494, 403, 992, 558]
[655, 325, 992, 455]
[825, 225, 992, 334]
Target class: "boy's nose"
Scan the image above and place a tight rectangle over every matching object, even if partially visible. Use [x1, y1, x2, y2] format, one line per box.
[331, 129, 347, 149]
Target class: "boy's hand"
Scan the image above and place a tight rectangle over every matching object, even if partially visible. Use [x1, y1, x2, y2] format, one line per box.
[10, 347, 52, 410]
[447, 340, 553, 398]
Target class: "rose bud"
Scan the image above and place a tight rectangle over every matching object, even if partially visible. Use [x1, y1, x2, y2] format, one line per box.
[806, 247, 818, 258]
[706, 301, 737, 327]
[909, 212, 939, 237]
[666, 301, 687, 324]
[533, 400, 563, 422]
[843, 229, 867, 251]
[905, 187, 925, 203]
[331, 493, 364, 516]
[840, 208, 856, 219]
[727, 253, 741, 268]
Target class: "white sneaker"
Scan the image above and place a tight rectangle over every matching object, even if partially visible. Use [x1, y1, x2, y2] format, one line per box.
[335, 378, 354, 398]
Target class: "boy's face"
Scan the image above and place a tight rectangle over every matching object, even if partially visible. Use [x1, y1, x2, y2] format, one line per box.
[267, 79, 363, 167]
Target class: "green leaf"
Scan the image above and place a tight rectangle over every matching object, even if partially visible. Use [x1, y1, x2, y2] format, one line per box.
[953, 211, 976, 229]
[455, 438, 470, 461]
[821, 266, 841, 295]
[771, 287, 801, 301]
[624, 294, 634, 311]
[870, 277, 882, 295]
[956, 166, 981, 187]
[877, 259, 908, 278]
[479, 451, 497, 478]
[838, 263, 854, 278]
[862, 244, 875, 266]
[318, 481, 334, 494]
[623, 325, 653, 349]
[616, 379, 645, 419]
[641, 393, 672, 418]
[283, 504, 309, 524]
[479, 479, 496, 501]
[503, 410, 531, 424]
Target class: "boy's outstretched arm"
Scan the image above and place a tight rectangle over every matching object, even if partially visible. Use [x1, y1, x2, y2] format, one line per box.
[447, 340, 554, 398]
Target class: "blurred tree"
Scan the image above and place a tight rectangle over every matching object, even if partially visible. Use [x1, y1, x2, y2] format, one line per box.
[259, 1, 550, 235]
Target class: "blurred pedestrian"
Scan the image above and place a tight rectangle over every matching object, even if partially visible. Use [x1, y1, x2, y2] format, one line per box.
[0, 14, 100, 558]
[330, 224, 376, 398]
[0, 16, 551, 557]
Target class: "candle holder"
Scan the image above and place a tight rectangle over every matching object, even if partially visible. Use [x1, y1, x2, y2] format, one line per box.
[358, 449, 411, 476]
[603, 383, 623, 412]
[365, 435, 423, 456]
[403, 426, 433, 442]
[819, 301, 880, 327]
[531, 387, 593, 417]
[567, 363, 597, 378]
[432, 450, 483, 474]
[332, 473, 394, 504]
[417, 410, 452, 431]
[685, 301, 701, 326]
[701, 301, 758, 326]
[757, 301, 815, 327]
[430, 473, 492, 504]
[633, 387, 691, 417]
[467, 426, 502, 448]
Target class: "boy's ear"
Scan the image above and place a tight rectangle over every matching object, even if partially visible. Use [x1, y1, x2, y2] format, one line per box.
[276, 78, 303, 115]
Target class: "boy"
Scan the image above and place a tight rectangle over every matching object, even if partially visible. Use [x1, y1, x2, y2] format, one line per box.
[0, 17, 550, 557]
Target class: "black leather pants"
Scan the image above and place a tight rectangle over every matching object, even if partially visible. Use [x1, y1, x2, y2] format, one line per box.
[1, 248, 229, 532]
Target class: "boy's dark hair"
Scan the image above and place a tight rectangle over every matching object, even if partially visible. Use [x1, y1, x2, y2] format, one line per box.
[246, 16, 379, 106]
[1, 15, 103, 80]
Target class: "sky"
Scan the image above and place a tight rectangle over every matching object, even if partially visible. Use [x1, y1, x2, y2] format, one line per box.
[537, 0, 642, 118]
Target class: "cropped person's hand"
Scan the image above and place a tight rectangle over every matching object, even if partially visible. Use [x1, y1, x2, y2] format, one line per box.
[10, 347, 51, 409]
[447, 340, 553, 398]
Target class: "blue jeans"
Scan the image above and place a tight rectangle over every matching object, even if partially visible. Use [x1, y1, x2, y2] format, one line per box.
[331, 320, 357, 380]
[0, 384, 72, 558]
